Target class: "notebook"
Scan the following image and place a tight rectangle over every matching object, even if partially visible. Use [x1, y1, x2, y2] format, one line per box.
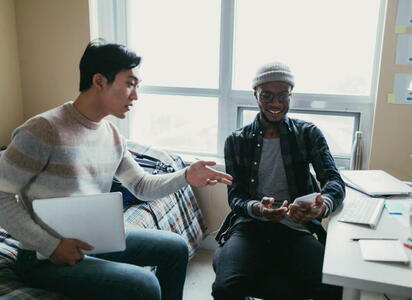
[32, 192, 126, 260]
[359, 239, 410, 265]
[340, 170, 412, 197]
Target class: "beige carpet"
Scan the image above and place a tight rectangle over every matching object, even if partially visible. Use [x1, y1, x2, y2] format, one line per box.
[183, 249, 215, 300]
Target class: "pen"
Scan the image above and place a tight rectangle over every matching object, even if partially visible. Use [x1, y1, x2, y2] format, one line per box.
[351, 238, 398, 241]
[403, 242, 412, 250]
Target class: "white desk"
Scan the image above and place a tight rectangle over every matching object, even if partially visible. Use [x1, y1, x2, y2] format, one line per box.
[322, 188, 412, 299]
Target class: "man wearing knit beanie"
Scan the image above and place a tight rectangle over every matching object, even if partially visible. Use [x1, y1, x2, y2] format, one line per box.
[213, 62, 344, 300]
[252, 61, 295, 90]
[252, 61, 295, 125]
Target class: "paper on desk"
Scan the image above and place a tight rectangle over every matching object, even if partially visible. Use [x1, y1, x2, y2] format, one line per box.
[386, 202, 411, 228]
[385, 201, 407, 215]
[350, 212, 405, 241]
[359, 240, 410, 264]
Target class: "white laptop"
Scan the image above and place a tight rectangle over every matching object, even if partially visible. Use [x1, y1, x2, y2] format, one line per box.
[340, 170, 412, 197]
[32, 192, 126, 260]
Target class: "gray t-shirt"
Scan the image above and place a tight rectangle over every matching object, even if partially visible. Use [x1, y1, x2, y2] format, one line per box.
[256, 138, 309, 232]
[257, 138, 289, 203]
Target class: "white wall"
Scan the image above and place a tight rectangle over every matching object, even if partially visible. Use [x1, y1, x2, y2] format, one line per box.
[0, 0, 23, 146]
[14, 0, 90, 119]
[369, 0, 412, 180]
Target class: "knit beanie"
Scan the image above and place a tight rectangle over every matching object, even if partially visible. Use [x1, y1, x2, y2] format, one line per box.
[252, 61, 295, 90]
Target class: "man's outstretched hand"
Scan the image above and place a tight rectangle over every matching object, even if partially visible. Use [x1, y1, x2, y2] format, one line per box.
[186, 160, 233, 187]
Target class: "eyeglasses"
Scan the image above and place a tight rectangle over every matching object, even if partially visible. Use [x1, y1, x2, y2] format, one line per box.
[257, 90, 291, 103]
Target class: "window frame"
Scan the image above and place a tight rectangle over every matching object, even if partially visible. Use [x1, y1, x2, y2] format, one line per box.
[89, 0, 387, 169]
[238, 106, 361, 169]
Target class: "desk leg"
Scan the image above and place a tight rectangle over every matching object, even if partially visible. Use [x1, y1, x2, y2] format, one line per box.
[342, 287, 360, 300]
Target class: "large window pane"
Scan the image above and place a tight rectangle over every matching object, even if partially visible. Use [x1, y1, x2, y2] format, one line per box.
[240, 109, 356, 156]
[130, 95, 218, 154]
[233, 0, 381, 95]
[127, 0, 220, 88]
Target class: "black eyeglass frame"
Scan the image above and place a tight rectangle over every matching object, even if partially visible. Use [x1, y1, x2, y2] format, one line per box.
[257, 90, 292, 103]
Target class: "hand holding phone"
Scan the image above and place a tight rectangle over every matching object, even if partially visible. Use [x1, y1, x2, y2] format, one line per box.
[271, 200, 286, 209]
[256, 197, 288, 222]
[292, 192, 318, 207]
[288, 193, 325, 223]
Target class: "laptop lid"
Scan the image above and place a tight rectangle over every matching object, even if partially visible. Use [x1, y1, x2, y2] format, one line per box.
[340, 170, 412, 197]
[32, 192, 126, 259]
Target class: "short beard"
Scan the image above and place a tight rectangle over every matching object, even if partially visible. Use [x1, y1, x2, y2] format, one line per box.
[260, 112, 281, 126]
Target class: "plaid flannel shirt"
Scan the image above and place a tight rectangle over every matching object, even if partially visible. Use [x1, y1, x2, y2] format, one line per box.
[216, 114, 345, 244]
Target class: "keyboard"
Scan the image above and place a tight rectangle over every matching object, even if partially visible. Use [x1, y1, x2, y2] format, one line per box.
[338, 197, 385, 228]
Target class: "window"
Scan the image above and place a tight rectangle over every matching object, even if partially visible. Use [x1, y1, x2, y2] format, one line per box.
[126, 0, 220, 154]
[239, 108, 359, 156]
[233, 0, 381, 96]
[127, 0, 220, 89]
[90, 0, 385, 166]
[130, 94, 218, 153]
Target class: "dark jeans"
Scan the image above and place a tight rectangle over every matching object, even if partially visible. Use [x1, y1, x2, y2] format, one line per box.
[15, 228, 188, 300]
[212, 221, 341, 300]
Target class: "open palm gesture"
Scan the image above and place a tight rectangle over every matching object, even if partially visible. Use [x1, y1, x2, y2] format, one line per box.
[186, 160, 233, 187]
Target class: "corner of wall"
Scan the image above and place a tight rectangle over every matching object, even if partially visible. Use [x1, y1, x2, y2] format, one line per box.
[369, 0, 412, 180]
[0, 0, 24, 146]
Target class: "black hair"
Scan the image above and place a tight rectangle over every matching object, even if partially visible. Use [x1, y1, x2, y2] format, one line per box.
[79, 39, 141, 92]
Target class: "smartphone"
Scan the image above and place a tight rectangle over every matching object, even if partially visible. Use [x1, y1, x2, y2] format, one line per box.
[292, 192, 318, 206]
[271, 200, 285, 209]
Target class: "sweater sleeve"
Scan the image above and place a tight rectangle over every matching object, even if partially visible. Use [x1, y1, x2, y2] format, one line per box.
[115, 148, 188, 201]
[0, 117, 61, 257]
[307, 124, 345, 213]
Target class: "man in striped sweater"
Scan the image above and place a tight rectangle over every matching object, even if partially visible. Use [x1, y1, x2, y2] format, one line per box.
[0, 41, 232, 300]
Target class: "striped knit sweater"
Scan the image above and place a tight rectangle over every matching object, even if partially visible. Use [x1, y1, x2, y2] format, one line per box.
[0, 102, 187, 257]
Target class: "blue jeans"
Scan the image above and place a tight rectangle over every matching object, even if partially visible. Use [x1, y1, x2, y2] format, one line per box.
[15, 228, 189, 300]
